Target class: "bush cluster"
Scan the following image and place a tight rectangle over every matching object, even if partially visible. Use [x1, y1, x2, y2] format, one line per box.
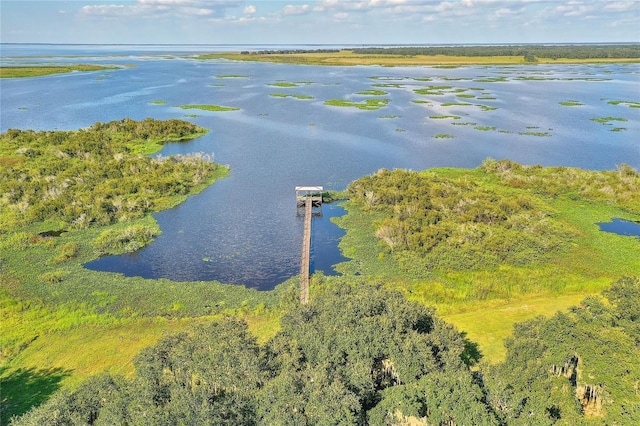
[347, 166, 577, 271]
[0, 119, 224, 230]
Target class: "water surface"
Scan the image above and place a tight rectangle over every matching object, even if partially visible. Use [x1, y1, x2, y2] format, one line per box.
[597, 219, 640, 238]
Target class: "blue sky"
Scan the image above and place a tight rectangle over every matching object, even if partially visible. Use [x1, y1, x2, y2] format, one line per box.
[1, 1, 639, 45]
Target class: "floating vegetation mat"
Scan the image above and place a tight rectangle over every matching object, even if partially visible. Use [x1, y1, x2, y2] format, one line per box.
[608, 100, 640, 108]
[178, 104, 240, 112]
[591, 116, 629, 124]
[430, 115, 461, 120]
[356, 90, 388, 95]
[324, 98, 390, 111]
[270, 93, 314, 100]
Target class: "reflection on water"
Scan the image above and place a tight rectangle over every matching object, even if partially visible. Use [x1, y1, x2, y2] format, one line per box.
[1, 45, 639, 290]
[597, 219, 640, 238]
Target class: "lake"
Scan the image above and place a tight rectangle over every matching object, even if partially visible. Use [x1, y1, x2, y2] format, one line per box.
[1, 44, 639, 289]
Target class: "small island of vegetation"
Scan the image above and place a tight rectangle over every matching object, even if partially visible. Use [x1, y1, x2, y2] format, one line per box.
[0, 64, 122, 78]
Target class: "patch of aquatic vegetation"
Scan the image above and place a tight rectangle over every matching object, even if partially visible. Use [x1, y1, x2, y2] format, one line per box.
[178, 104, 239, 112]
[477, 105, 498, 111]
[608, 100, 640, 108]
[380, 115, 401, 119]
[269, 82, 298, 87]
[0, 64, 120, 78]
[441, 102, 473, 107]
[324, 98, 390, 111]
[270, 93, 314, 100]
[519, 131, 552, 137]
[452, 122, 477, 126]
[368, 76, 413, 81]
[456, 94, 476, 98]
[183, 114, 199, 118]
[477, 97, 497, 100]
[356, 90, 388, 95]
[591, 116, 629, 124]
[411, 100, 432, 105]
[414, 85, 453, 95]
[474, 126, 496, 131]
[560, 100, 583, 106]
[610, 127, 627, 132]
[413, 77, 433, 82]
[216, 74, 250, 78]
[210, 84, 225, 87]
[516, 76, 611, 82]
[372, 83, 404, 88]
[434, 133, 455, 139]
[149, 100, 167, 105]
[474, 76, 508, 82]
[395, 128, 406, 132]
[430, 115, 461, 120]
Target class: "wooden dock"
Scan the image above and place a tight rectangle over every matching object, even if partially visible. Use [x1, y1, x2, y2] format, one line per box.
[299, 198, 312, 304]
[296, 186, 323, 304]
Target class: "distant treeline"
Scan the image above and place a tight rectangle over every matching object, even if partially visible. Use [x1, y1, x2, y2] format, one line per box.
[352, 44, 640, 59]
[240, 49, 340, 55]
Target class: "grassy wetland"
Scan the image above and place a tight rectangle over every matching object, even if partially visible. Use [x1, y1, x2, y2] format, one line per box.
[2, 45, 640, 423]
[198, 44, 640, 66]
[0, 65, 121, 78]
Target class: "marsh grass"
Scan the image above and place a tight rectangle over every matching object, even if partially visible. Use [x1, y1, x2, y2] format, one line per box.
[324, 98, 390, 110]
[474, 126, 497, 131]
[608, 100, 640, 108]
[0, 65, 119, 78]
[591, 116, 629, 124]
[560, 100, 583, 106]
[356, 90, 388, 95]
[270, 93, 314, 100]
[430, 115, 461, 120]
[178, 104, 240, 112]
[201, 51, 640, 67]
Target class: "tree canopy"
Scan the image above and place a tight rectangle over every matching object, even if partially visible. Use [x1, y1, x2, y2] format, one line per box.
[13, 277, 639, 425]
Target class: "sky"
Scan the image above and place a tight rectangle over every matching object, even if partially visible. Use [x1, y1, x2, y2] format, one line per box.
[1, 0, 639, 45]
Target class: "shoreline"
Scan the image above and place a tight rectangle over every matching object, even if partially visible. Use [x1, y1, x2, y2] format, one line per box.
[200, 51, 640, 67]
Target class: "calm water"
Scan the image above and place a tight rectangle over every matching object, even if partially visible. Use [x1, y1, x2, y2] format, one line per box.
[2, 45, 639, 289]
[597, 219, 640, 238]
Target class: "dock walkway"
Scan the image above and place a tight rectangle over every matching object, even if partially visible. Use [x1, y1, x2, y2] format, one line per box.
[296, 186, 323, 304]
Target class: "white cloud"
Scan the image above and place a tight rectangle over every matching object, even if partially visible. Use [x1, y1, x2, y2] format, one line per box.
[283, 4, 311, 15]
[81, 4, 133, 17]
[333, 12, 349, 21]
[244, 4, 257, 15]
[80, 0, 242, 19]
[604, 0, 639, 12]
